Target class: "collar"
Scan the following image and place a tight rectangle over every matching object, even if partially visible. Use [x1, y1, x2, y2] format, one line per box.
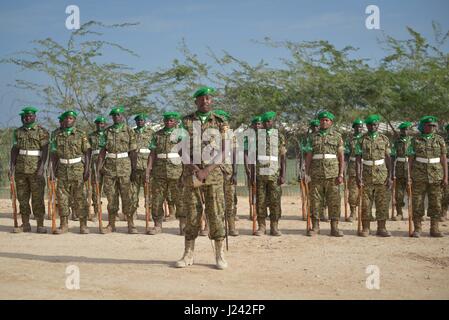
[195, 111, 211, 123]
[112, 123, 125, 130]
[164, 127, 175, 134]
[63, 127, 74, 135]
[135, 126, 145, 133]
[318, 128, 329, 136]
[420, 133, 433, 140]
[23, 122, 37, 130]
[368, 131, 378, 139]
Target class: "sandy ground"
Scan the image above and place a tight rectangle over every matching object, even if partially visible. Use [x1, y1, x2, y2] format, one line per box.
[0, 196, 448, 300]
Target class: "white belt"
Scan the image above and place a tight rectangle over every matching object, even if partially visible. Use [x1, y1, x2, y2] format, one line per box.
[157, 153, 180, 159]
[139, 148, 151, 154]
[60, 157, 82, 165]
[92, 150, 100, 155]
[313, 154, 337, 160]
[363, 159, 385, 166]
[350, 157, 356, 162]
[396, 157, 408, 163]
[416, 157, 440, 164]
[19, 149, 41, 156]
[106, 152, 129, 159]
[257, 155, 278, 161]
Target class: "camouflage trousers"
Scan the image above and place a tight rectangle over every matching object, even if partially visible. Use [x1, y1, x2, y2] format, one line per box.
[412, 181, 442, 219]
[15, 173, 46, 218]
[256, 177, 282, 221]
[223, 177, 237, 218]
[184, 182, 225, 241]
[310, 178, 341, 220]
[151, 177, 185, 222]
[348, 175, 359, 210]
[103, 175, 137, 217]
[395, 177, 408, 216]
[166, 181, 178, 216]
[442, 185, 449, 217]
[56, 177, 88, 218]
[90, 171, 103, 216]
[361, 183, 390, 221]
[132, 169, 147, 213]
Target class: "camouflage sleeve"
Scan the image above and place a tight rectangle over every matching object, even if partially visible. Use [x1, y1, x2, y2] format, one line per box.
[148, 136, 157, 150]
[354, 139, 362, 156]
[50, 133, 57, 153]
[128, 127, 137, 151]
[81, 132, 91, 154]
[99, 131, 107, 149]
[344, 138, 350, 155]
[390, 140, 397, 157]
[11, 129, 17, 147]
[302, 135, 312, 154]
[39, 127, 50, 147]
[440, 136, 447, 156]
[406, 138, 415, 156]
[337, 135, 344, 153]
[384, 136, 391, 156]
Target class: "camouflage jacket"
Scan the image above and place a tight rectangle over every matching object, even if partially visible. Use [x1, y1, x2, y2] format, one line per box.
[101, 124, 137, 177]
[51, 127, 90, 180]
[408, 133, 447, 183]
[148, 127, 183, 180]
[134, 126, 154, 171]
[256, 128, 286, 180]
[355, 132, 391, 185]
[88, 130, 106, 170]
[391, 135, 412, 179]
[344, 132, 363, 178]
[12, 124, 49, 175]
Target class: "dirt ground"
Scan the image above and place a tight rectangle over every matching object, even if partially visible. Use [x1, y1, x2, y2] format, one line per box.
[0, 196, 448, 300]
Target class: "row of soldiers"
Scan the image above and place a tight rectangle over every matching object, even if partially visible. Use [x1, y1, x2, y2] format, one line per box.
[7, 88, 449, 270]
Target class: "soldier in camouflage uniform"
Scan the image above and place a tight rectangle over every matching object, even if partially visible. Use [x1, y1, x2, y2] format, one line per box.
[407, 116, 448, 237]
[355, 114, 393, 237]
[344, 119, 364, 222]
[9, 106, 49, 233]
[50, 110, 91, 234]
[390, 121, 413, 221]
[88, 116, 107, 222]
[133, 113, 154, 220]
[253, 111, 287, 237]
[304, 111, 345, 237]
[97, 106, 138, 234]
[146, 112, 185, 235]
[176, 86, 228, 270]
[441, 124, 449, 222]
[214, 110, 239, 236]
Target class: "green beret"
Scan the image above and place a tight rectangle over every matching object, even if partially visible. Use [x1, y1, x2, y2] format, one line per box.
[59, 110, 78, 121]
[214, 110, 230, 121]
[365, 114, 381, 125]
[134, 113, 148, 121]
[317, 111, 335, 121]
[94, 116, 106, 124]
[163, 111, 181, 120]
[19, 106, 38, 116]
[109, 106, 125, 116]
[398, 121, 413, 130]
[193, 86, 216, 98]
[419, 116, 438, 125]
[261, 111, 277, 122]
[309, 119, 320, 127]
[352, 119, 363, 128]
[251, 115, 263, 124]
[445, 124, 449, 131]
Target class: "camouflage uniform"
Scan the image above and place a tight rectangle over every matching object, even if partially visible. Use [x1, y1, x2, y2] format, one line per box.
[344, 132, 363, 219]
[442, 133, 449, 219]
[408, 134, 446, 220]
[255, 129, 286, 226]
[305, 127, 344, 236]
[13, 125, 49, 221]
[391, 134, 412, 218]
[148, 128, 184, 223]
[355, 132, 391, 222]
[182, 111, 227, 241]
[134, 126, 154, 216]
[88, 129, 106, 218]
[52, 128, 90, 221]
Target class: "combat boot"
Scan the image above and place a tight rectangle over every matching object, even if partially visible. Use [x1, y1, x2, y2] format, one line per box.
[254, 219, 266, 236]
[53, 217, 69, 234]
[320, 213, 329, 222]
[71, 211, 79, 221]
[79, 218, 89, 234]
[14, 214, 32, 233]
[307, 218, 320, 236]
[330, 220, 344, 237]
[358, 220, 370, 237]
[175, 239, 195, 268]
[392, 208, 403, 221]
[228, 216, 239, 237]
[147, 220, 162, 235]
[127, 215, 138, 234]
[376, 220, 392, 237]
[430, 218, 443, 238]
[101, 214, 116, 234]
[36, 217, 47, 234]
[412, 218, 422, 238]
[270, 220, 282, 236]
[179, 217, 186, 236]
[214, 239, 228, 270]
[347, 206, 356, 222]
[199, 222, 209, 237]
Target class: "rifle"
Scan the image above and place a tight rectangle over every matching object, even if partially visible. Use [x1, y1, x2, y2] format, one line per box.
[144, 181, 151, 231]
[47, 175, 52, 220]
[391, 177, 397, 219]
[50, 178, 57, 233]
[304, 178, 311, 233]
[250, 164, 257, 235]
[357, 185, 363, 234]
[407, 161, 413, 237]
[163, 200, 169, 219]
[86, 177, 92, 219]
[344, 176, 349, 221]
[300, 179, 307, 221]
[9, 175, 20, 231]
[93, 163, 103, 233]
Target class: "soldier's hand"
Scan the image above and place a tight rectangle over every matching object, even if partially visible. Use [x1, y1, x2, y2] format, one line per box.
[357, 178, 364, 189]
[130, 170, 137, 183]
[385, 177, 393, 190]
[230, 175, 237, 185]
[335, 176, 344, 185]
[278, 176, 285, 186]
[442, 178, 448, 188]
[195, 169, 209, 182]
[36, 167, 45, 178]
[83, 170, 90, 182]
[303, 174, 311, 184]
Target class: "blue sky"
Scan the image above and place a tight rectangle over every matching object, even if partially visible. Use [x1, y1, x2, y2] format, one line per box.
[1, 0, 448, 127]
